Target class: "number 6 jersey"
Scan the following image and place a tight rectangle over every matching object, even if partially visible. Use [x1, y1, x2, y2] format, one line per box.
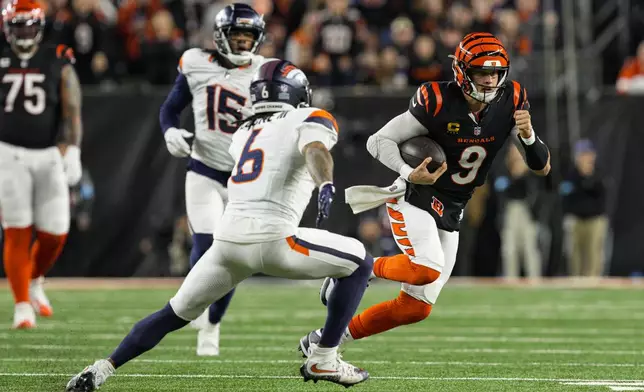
[406, 80, 528, 231]
[215, 107, 339, 243]
[0, 44, 73, 148]
[179, 48, 270, 172]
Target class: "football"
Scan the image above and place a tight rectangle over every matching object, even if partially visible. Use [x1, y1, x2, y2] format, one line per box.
[399, 136, 446, 172]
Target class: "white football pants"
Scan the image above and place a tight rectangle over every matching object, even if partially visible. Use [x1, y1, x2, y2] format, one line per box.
[169, 227, 367, 321]
[0, 141, 69, 234]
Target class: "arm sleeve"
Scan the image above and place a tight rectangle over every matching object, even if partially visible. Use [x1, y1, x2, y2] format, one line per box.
[366, 110, 429, 180]
[159, 73, 193, 134]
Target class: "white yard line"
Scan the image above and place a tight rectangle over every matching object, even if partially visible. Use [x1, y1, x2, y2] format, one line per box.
[3, 343, 644, 355]
[0, 332, 637, 345]
[0, 372, 642, 383]
[0, 323, 640, 337]
[0, 357, 641, 368]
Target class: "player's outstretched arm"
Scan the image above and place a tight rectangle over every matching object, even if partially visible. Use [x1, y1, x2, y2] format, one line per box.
[366, 111, 430, 180]
[60, 64, 83, 185]
[513, 110, 551, 176]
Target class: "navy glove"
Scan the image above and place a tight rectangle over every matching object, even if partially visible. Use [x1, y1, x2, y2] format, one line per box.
[316, 182, 336, 228]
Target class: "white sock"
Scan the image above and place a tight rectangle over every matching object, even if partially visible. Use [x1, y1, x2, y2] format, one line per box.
[312, 344, 338, 361]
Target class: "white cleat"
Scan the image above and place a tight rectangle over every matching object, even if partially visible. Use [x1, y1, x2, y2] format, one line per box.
[196, 322, 220, 356]
[300, 344, 369, 388]
[12, 302, 36, 329]
[66, 359, 115, 392]
[30, 276, 53, 317]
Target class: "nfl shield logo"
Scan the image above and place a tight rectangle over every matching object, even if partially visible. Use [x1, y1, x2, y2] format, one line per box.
[473, 126, 481, 136]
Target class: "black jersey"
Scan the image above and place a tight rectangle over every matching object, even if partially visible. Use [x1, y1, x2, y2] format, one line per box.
[406, 80, 528, 231]
[0, 44, 73, 148]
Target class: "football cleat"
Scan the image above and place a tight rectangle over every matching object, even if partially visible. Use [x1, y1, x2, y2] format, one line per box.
[12, 302, 36, 329]
[65, 359, 115, 392]
[197, 322, 220, 356]
[30, 276, 53, 317]
[298, 328, 322, 358]
[300, 344, 369, 388]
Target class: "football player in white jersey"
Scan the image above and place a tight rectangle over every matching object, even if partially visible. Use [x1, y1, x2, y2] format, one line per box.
[159, 3, 270, 356]
[66, 60, 372, 391]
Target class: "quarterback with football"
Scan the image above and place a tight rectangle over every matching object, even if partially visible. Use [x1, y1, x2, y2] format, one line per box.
[159, 3, 273, 356]
[0, 0, 83, 329]
[300, 32, 551, 353]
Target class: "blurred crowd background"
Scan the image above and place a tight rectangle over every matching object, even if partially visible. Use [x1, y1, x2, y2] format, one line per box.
[23, 0, 644, 89]
[3, 0, 644, 280]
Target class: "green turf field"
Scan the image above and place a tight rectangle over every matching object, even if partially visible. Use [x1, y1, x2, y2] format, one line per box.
[1, 279, 644, 391]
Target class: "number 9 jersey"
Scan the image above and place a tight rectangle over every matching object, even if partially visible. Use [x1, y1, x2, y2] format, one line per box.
[406, 80, 528, 230]
[179, 48, 271, 172]
[0, 44, 74, 148]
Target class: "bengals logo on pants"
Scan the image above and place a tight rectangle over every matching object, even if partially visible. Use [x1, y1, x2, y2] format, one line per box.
[431, 196, 444, 217]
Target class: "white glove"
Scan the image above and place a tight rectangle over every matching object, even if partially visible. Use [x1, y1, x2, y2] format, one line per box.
[164, 127, 193, 158]
[63, 145, 82, 186]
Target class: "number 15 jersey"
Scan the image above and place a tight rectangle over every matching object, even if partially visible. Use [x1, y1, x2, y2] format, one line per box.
[215, 107, 339, 243]
[179, 49, 270, 172]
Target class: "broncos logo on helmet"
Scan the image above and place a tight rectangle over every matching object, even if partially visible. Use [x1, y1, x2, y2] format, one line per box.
[449, 32, 510, 104]
[2, 0, 45, 53]
[213, 3, 265, 66]
[249, 60, 311, 114]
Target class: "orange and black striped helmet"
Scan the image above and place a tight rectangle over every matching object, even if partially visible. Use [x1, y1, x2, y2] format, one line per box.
[2, 0, 45, 51]
[450, 32, 510, 103]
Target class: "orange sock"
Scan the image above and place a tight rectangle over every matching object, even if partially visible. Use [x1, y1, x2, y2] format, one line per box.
[31, 231, 67, 279]
[3, 226, 34, 304]
[348, 291, 432, 340]
[373, 254, 440, 285]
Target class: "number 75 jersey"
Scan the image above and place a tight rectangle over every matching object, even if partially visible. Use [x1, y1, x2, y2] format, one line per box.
[408, 80, 529, 204]
[0, 44, 73, 149]
[179, 49, 271, 172]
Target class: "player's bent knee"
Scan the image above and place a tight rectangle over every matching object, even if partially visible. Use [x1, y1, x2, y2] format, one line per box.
[168, 296, 205, 321]
[392, 291, 432, 325]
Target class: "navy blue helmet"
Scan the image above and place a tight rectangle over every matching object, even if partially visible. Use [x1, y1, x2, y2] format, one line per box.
[213, 3, 265, 65]
[249, 60, 312, 113]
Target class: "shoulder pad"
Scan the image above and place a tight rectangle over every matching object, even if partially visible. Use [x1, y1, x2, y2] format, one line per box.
[409, 82, 444, 118]
[178, 48, 208, 75]
[301, 108, 339, 134]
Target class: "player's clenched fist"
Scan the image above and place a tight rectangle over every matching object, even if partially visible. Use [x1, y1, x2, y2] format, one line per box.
[408, 158, 447, 185]
[513, 110, 532, 138]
